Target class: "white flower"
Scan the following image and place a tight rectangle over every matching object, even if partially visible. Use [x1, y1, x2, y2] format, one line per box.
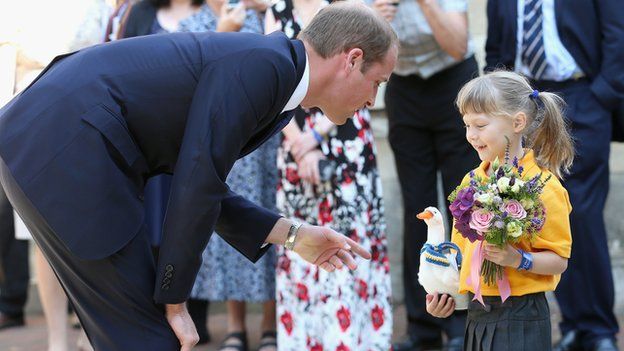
[520, 198, 535, 210]
[507, 221, 523, 238]
[510, 179, 525, 193]
[497, 177, 511, 193]
[475, 192, 494, 205]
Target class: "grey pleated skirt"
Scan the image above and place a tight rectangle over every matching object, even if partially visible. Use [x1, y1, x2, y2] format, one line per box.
[464, 292, 551, 351]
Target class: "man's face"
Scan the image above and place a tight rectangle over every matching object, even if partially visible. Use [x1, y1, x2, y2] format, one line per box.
[321, 46, 397, 125]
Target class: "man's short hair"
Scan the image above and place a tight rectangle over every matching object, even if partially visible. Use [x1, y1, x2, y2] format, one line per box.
[299, 1, 398, 72]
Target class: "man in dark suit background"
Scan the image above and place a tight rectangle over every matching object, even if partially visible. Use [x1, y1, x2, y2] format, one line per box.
[0, 187, 28, 331]
[485, 1, 624, 350]
[0, 3, 398, 350]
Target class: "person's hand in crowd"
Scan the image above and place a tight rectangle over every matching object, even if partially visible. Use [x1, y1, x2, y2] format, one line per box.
[217, 3, 247, 32]
[242, 0, 270, 13]
[293, 224, 372, 272]
[290, 130, 320, 162]
[425, 293, 455, 318]
[372, 0, 399, 22]
[296, 149, 325, 185]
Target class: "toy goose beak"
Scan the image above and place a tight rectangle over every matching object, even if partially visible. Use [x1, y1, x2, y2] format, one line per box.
[416, 210, 434, 220]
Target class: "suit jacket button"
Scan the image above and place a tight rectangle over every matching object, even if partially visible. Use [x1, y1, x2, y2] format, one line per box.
[138, 194, 145, 201]
[165, 264, 174, 271]
[165, 272, 173, 278]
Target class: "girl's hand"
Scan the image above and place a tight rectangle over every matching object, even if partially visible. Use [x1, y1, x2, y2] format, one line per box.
[483, 243, 522, 268]
[290, 131, 319, 162]
[425, 293, 455, 318]
[217, 3, 246, 32]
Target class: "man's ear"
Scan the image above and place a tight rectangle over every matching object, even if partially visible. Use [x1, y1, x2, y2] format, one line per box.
[345, 48, 364, 72]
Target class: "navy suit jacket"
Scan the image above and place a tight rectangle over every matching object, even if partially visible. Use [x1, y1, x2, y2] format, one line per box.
[485, 0, 624, 110]
[0, 31, 306, 303]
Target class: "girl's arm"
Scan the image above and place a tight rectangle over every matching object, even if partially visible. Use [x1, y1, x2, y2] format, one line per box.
[483, 243, 568, 275]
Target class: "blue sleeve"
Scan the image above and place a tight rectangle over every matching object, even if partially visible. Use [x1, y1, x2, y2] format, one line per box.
[589, 0, 624, 109]
[153, 49, 296, 304]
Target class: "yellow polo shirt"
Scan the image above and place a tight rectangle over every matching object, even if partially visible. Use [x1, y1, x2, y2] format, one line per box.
[452, 150, 572, 296]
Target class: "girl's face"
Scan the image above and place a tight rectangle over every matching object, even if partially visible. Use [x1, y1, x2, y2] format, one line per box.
[463, 112, 522, 163]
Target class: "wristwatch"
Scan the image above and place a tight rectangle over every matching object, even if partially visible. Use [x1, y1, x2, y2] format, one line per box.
[516, 249, 533, 271]
[284, 222, 302, 251]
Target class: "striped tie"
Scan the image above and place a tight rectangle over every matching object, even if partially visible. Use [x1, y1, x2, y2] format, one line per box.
[522, 0, 547, 79]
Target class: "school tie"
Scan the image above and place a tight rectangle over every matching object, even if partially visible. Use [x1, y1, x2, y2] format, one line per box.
[522, 0, 548, 79]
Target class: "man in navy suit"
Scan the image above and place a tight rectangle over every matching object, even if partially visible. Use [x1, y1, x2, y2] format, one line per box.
[0, 3, 398, 350]
[485, 1, 624, 350]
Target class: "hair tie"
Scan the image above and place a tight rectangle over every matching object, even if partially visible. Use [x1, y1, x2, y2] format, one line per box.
[529, 90, 539, 100]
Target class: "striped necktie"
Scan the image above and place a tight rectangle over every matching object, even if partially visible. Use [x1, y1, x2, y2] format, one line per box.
[522, 0, 548, 79]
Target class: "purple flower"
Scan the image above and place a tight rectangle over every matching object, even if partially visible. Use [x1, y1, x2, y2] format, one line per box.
[494, 220, 504, 229]
[513, 157, 519, 168]
[518, 166, 524, 176]
[496, 167, 505, 179]
[449, 187, 476, 219]
[531, 218, 543, 229]
[454, 214, 481, 242]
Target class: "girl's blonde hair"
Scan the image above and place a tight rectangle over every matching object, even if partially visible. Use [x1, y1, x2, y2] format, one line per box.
[456, 70, 574, 179]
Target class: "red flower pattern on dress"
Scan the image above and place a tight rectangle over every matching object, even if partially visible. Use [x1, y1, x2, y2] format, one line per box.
[319, 198, 333, 225]
[336, 342, 351, 351]
[285, 167, 300, 184]
[281, 311, 294, 335]
[296, 283, 309, 301]
[371, 305, 385, 331]
[279, 255, 291, 274]
[357, 279, 368, 300]
[310, 343, 323, 351]
[337, 306, 351, 332]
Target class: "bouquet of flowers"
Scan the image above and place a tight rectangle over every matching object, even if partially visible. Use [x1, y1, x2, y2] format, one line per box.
[448, 144, 550, 295]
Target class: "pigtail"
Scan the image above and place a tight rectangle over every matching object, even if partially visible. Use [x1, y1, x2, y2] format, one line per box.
[526, 92, 574, 179]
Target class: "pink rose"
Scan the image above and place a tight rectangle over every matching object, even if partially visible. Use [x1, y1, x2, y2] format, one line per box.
[503, 200, 527, 219]
[469, 209, 494, 233]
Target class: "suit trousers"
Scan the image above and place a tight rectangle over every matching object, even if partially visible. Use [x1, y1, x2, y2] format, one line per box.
[533, 78, 620, 347]
[0, 185, 29, 317]
[0, 159, 179, 350]
[384, 57, 479, 341]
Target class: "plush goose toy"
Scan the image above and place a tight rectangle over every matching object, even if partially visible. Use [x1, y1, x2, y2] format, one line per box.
[417, 206, 469, 310]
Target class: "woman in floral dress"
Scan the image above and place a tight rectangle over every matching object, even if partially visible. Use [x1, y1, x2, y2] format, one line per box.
[266, 2, 393, 350]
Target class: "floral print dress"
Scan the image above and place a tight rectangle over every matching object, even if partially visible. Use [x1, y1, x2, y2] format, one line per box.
[275, 108, 393, 350]
[271, 1, 394, 344]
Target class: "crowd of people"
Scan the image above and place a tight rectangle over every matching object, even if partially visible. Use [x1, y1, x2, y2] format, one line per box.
[0, 0, 622, 351]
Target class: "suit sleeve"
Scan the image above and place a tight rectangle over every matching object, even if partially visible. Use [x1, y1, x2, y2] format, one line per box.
[589, 0, 624, 109]
[484, 0, 503, 72]
[153, 48, 297, 304]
